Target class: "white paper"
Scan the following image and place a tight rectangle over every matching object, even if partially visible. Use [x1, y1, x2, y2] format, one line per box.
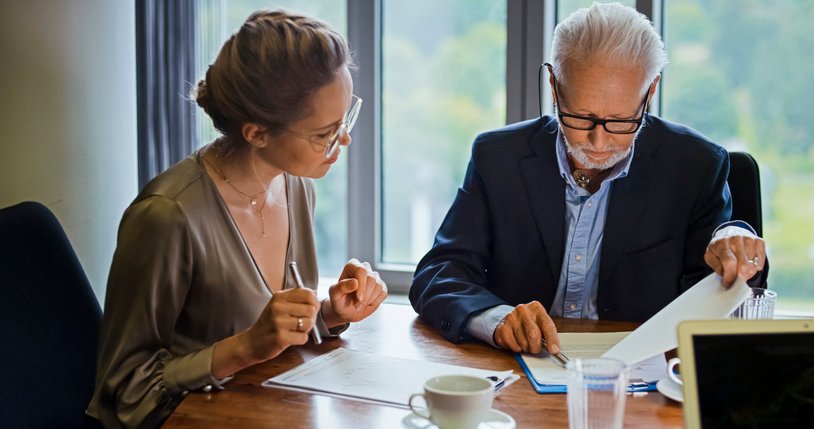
[262, 348, 518, 408]
[602, 273, 751, 364]
[520, 332, 666, 384]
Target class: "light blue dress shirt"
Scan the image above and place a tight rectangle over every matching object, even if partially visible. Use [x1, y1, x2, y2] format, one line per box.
[549, 134, 634, 318]
[466, 131, 634, 346]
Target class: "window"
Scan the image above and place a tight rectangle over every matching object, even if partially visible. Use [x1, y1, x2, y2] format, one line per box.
[557, 0, 635, 20]
[196, 0, 348, 277]
[380, 0, 507, 265]
[662, 0, 814, 313]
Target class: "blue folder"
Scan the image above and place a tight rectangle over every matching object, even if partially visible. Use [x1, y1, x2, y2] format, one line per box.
[514, 354, 658, 394]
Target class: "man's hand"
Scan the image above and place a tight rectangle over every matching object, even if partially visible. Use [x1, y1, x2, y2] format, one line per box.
[493, 301, 560, 354]
[704, 226, 766, 287]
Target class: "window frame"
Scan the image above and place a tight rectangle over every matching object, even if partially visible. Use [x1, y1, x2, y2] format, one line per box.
[348, 0, 539, 294]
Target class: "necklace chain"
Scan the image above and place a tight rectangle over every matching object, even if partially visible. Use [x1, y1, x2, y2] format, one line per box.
[202, 153, 269, 238]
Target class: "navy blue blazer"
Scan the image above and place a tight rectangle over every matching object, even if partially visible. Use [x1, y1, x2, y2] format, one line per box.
[410, 114, 734, 343]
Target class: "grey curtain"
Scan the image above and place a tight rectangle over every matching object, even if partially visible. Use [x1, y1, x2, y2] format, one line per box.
[136, 0, 198, 188]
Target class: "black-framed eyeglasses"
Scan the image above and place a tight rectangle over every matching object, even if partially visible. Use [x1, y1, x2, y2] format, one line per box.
[543, 63, 650, 135]
[285, 94, 363, 159]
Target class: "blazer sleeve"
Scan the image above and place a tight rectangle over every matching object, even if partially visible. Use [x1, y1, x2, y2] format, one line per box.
[90, 196, 222, 429]
[409, 140, 509, 343]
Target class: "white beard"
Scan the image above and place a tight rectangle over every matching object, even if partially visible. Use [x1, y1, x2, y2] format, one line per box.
[562, 125, 642, 170]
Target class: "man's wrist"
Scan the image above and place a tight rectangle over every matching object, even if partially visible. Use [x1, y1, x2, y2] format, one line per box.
[712, 221, 757, 240]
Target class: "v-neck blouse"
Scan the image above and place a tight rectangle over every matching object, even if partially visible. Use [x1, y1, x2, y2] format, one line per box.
[87, 147, 324, 428]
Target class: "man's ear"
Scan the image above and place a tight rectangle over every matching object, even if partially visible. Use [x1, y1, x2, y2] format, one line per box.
[649, 75, 661, 98]
[241, 123, 267, 148]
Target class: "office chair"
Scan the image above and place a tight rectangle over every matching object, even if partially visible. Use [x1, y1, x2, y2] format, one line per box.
[727, 151, 763, 237]
[0, 201, 102, 429]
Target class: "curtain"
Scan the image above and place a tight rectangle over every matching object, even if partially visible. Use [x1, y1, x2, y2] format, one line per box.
[136, 0, 198, 188]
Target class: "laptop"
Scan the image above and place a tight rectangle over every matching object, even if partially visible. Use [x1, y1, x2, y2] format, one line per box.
[677, 319, 814, 428]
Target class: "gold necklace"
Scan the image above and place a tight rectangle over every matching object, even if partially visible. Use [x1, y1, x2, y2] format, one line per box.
[203, 153, 269, 237]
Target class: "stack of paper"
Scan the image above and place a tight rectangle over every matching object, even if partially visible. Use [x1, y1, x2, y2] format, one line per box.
[262, 348, 519, 408]
[517, 332, 667, 393]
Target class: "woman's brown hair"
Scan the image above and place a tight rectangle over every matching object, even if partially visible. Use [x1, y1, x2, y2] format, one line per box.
[195, 10, 352, 156]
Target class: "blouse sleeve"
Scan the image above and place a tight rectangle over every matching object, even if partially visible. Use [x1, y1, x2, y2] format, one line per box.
[90, 196, 222, 429]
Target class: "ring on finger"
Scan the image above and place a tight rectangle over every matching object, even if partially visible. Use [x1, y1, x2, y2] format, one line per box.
[297, 317, 304, 332]
[748, 256, 760, 266]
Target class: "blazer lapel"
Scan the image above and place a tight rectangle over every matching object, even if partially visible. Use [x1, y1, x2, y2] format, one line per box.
[600, 124, 664, 284]
[520, 120, 565, 284]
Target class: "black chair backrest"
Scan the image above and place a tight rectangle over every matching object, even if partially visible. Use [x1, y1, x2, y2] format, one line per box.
[727, 152, 763, 237]
[0, 202, 102, 428]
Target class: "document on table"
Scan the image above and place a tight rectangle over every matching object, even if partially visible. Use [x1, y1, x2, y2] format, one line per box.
[602, 273, 751, 364]
[262, 348, 519, 408]
[516, 332, 666, 393]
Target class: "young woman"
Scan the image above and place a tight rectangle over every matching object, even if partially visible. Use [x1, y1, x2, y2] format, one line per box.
[86, 10, 387, 428]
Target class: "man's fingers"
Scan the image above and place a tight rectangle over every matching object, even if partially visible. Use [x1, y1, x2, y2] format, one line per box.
[712, 244, 739, 287]
[495, 320, 521, 353]
[509, 316, 529, 351]
[519, 310, 542, 354]
[707, 234, 767, 288]
[537, 313, 560, 354]
[704, 249, 723, 274]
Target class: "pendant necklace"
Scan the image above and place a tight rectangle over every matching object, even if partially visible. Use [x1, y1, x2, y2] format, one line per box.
[203, 154, 270, 237]
[572, 169, 602, 189]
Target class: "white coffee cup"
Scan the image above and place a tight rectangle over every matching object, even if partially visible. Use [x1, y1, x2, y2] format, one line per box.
[408, 374, 495, 429]
[667, 357, 683, 386]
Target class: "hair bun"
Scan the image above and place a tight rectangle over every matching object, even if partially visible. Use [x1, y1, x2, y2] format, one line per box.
[195, 78, 210, 112]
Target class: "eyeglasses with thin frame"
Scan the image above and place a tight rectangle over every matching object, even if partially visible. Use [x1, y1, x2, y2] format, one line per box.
[285, 94, 363, 159]
[543, 63, 650, 134]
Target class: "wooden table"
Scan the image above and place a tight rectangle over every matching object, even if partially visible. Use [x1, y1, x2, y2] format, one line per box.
[163, 304, 682, 428]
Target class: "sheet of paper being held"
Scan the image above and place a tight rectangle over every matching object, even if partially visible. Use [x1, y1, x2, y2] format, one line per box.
[602, 273, 751, 364]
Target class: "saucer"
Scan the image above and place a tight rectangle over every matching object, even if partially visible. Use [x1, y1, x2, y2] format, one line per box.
[656, 378, 683, 403]
[402, 408, 516, 429]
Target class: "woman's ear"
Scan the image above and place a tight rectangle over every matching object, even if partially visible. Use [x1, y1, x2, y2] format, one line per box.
[241, 122, 268, 148]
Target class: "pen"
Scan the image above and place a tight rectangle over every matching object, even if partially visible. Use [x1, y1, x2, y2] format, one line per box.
[288, 262, 322, 345]
[486, 376, 506, 392]
[541, 337, 570, 367]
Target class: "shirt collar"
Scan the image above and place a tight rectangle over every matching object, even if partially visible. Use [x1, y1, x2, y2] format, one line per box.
[555, 130, 636, 190]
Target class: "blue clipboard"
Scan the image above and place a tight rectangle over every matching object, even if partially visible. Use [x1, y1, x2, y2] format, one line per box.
[514, 354, 658, 394]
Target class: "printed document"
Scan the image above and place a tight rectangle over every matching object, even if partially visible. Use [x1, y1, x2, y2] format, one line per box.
[262, 348, 518, 408]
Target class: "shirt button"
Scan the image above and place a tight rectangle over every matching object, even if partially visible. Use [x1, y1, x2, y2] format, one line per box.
[575, 254, 583, 262]
[568, 304, 577, 311]
[587, 202, 593, 208]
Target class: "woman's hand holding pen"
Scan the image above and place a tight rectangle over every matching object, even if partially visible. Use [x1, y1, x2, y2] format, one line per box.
[493, 300, 561, 355]
[245, 288, 320, 361]
[211, 288, 319, 380]
[322, 259, 388, 327]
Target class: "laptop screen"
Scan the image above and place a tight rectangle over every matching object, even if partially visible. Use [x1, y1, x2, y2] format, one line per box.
[692, 331, 814, 428]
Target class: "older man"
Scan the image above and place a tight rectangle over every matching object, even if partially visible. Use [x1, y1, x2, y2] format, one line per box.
[410, 3, 766, 355]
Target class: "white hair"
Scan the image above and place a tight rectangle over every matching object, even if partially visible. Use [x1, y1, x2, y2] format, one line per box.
[550, 2, 668, 91]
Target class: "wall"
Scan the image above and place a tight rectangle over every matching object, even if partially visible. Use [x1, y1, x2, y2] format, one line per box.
[0, 0, 137, 303]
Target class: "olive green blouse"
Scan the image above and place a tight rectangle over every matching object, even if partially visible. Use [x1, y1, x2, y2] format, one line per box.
[86, 148, 340, 428]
